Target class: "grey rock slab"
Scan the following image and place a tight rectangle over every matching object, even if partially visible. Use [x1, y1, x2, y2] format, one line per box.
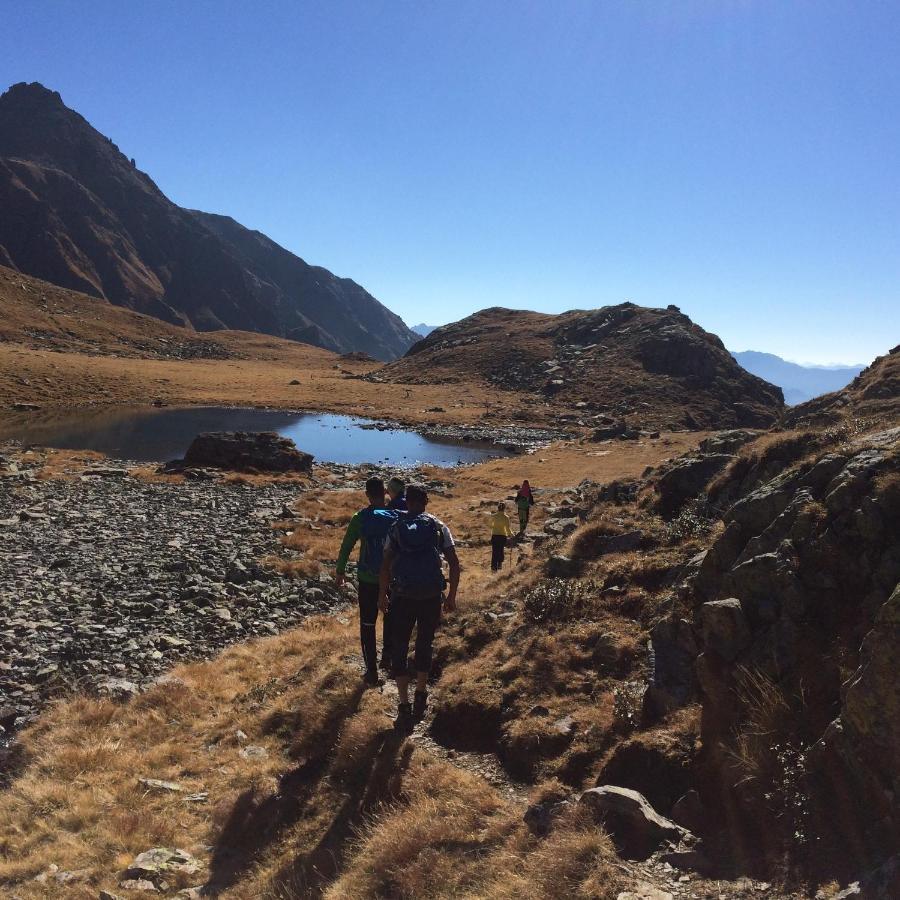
[579, 785, 691, 859]
[699, 598, 751, 662]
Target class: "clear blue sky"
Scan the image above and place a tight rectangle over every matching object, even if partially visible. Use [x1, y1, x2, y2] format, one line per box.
[3, 1, 898, 364]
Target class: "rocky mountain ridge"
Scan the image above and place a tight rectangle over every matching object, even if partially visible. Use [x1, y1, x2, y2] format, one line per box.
[383, 304, 785, 429]
[0, 82, 417, 360]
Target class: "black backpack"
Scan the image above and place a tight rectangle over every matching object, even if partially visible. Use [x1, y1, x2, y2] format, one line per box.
[391, 513, 446, 593]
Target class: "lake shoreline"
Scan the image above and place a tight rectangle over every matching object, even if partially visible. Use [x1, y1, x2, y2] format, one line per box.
[0, 404, 565, 466]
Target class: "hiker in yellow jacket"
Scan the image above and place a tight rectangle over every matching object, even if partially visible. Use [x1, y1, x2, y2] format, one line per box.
[489, 502, 513, 571]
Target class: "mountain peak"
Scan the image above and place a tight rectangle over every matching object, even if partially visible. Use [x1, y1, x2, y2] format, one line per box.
[0, 83, 418, 359]
[0, 81, 66, 109]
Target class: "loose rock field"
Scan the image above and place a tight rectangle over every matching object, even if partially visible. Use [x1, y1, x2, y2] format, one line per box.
[0, 458, 340, 733]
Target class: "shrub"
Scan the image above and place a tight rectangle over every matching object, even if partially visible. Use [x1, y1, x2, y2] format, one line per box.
[663, 498, 715, 542]
[522, 579, 599, 624]
[726, 668, 811, 850]
[569, 522, 622, 560]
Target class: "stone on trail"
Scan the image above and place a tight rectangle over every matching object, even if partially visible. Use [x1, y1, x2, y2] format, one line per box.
[579, 785, 692, 859]
[616, 883, 674, 900]
[239, 745, 268, 760]
[180, 431, 313, 473]
[122, 848, 201, 886]
[138, 777, 185, 793]
[99, 677, 140, 699]
[119, 879, 159, 892]
[545, 554, 581, 578]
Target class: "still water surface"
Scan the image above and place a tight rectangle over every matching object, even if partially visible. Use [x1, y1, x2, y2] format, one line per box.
[0, 407, 513, 467]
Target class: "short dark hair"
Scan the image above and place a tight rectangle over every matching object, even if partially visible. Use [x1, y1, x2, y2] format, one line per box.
[365, 476, 385, 497]
[387, 476, 405, 493]
[405, 484, 428, 504]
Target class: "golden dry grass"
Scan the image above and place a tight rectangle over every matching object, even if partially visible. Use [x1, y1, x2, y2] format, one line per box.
[0, 609, 623, 899]
[323, 759, 622, 900]
[0, 619, 368, 898]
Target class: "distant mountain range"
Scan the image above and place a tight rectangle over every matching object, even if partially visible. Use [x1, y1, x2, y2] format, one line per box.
[731, 350, 865, 405]
[784, 344, 898, 426]
[411, 323, 437, 338]
[0, 82, 418, 360]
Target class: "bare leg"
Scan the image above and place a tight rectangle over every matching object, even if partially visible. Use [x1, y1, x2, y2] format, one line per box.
[416, 671, 428, 693]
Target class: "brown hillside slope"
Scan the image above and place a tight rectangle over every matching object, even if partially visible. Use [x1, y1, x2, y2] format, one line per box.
[0, 262, 239, 360]
[0, 82, 417, 360]
[0, 266, 521, 423]
[784, 344, 900, 427]
[383, 304, 784, 429]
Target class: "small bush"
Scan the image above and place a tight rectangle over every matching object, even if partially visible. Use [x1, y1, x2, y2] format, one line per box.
[664, 499, 714, 542]
[727, 668, 811, 850]
[523, 579, 599, 624]
[612, 680, 645, 734]
[569, 522, 622, 560]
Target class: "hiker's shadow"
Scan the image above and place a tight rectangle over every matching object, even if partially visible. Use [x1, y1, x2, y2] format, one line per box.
[204, 685, 409, 897]
[270, 727, 413, 897]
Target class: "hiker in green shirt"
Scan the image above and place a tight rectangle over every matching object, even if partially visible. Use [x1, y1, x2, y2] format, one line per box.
[335, 477, 399, 685]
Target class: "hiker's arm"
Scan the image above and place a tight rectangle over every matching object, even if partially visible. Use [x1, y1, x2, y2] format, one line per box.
[378, 545, 395, 612]
[443, 546, 460, 611]
[334, 513, 361, 587]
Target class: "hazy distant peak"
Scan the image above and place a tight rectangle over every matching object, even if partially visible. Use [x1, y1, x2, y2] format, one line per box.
[731, 350, 865, 405]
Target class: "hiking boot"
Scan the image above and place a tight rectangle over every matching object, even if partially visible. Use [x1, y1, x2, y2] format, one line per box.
[394, 702, 413, 732]
[412, 690, 428, 721]
[363, 668, 380, 688]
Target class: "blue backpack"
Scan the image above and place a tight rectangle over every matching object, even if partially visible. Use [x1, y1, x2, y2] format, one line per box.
[391, 513, 447, 593]
[358, 507, 399, 579]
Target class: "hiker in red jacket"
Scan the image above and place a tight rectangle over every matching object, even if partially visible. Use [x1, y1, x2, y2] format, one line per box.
[515, 479, 535, 535]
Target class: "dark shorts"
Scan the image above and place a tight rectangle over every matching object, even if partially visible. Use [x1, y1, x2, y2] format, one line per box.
[391, 590, 442, 676]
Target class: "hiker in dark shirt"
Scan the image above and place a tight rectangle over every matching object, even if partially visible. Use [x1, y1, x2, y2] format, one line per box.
[379, 484, 460, 730]
[335, 477, 399, 685]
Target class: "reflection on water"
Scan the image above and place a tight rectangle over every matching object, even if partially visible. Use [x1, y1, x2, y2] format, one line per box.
[0, 407, 513, 467]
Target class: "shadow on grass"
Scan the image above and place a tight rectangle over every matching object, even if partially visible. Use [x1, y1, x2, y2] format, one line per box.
[269, 730, 413, 898]
[206, 682, 368, 894]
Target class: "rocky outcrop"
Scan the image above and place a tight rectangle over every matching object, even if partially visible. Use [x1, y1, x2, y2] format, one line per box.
[663, 427, 900, 877]
[0, 82, 417, 360]
[180, 432, 313, 473]
[380, 305, 784, 429]
[655, 454, 733, 517]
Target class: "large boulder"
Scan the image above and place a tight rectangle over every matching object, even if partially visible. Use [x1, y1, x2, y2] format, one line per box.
[643, 616, 698, 719]
[699, 598, 751, 662]
[180, 431, 313, 473]
[656, 454, 733, 516]
[698, 429, 761, 455]
[579, 785, 692, 859]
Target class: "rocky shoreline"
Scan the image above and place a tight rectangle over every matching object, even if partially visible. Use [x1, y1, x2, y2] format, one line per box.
[360, 419, 568, 454]
[0, 450, 346, 748]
